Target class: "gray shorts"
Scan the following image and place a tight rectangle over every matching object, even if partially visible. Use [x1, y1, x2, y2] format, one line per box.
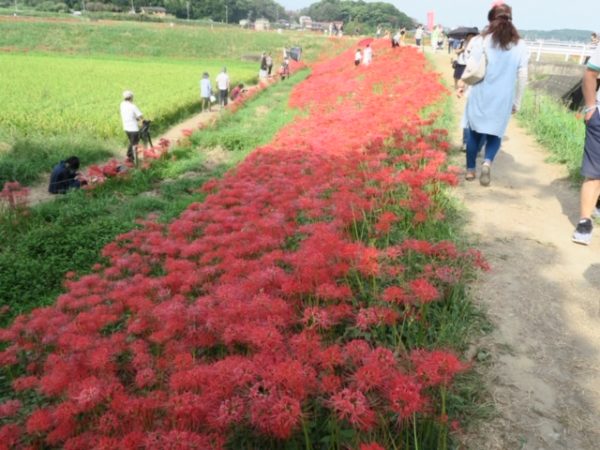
[582, 108, 600, 179]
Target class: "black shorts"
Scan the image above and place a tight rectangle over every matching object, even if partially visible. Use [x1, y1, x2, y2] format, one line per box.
[582, 108, 600, 179]
[453, 64, 466, 80]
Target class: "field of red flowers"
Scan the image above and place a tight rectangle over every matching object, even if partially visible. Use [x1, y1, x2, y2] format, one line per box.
[0, 41, 487, 449]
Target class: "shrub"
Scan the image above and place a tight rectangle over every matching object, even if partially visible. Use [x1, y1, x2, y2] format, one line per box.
[34, 1, 69, 12]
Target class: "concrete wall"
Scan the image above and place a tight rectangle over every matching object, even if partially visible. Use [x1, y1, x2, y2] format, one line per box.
[528, 61, 587, 108]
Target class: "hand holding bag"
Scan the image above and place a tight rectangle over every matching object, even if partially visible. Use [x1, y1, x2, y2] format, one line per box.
[461, 36, 487, 85]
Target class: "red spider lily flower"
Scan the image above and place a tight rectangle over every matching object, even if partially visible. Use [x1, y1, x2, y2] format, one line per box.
[0, 424, 21, 448]
[381, 285, 409, 304]
[330, 388, 377, 431]
[26, 408, 54, 434]
[385, 373, 425, 419]
[359, 443, 386, 450]
[356, 306, 400, 331]
[410, 350, 470, 387]
[409, 278, 440, 304]
[0, 181, 29, 209]
[0, 400, 21, 419]
[374, 211, 398, 234]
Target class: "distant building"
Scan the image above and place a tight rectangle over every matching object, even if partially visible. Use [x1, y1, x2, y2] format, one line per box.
[254, 18, 270, 31]
[140, 6, 167, 17]
[299, 16, 312, 29]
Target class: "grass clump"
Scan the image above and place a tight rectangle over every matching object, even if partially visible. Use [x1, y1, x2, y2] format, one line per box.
[517, 90, 585, 180]
[0, 134, 115, 188]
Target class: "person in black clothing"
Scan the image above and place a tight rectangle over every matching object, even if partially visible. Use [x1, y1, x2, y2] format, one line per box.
[48, 156, 84, 194]
[266, 53, 273, 76]
[260, 52, 267, 70]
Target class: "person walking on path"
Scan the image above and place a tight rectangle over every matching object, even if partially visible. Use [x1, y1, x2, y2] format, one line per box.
[259, 52, 268, 79]
[453, 32, 477, 90]
[266, 53, 274, 76]
[572, 43, 600, 245]
[354, 48, 362, 66]
[120, 90, 144, 163]
[457, 3, 528, 185]
[415, 25, 424, 47]
[392, 31, 400, 48]
[362, 44, 373, 66]
[431, 26, 440, 51]
[200, 72, 212, 112]
[216, 68, 230, 108]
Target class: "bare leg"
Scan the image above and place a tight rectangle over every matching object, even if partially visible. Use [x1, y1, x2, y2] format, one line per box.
[580, 178, 600, 219]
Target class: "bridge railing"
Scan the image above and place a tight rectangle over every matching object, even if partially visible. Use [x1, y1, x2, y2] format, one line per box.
[525, 40, 597, 64]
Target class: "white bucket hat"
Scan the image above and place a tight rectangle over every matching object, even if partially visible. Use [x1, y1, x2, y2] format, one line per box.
[123, 90, 134, 100]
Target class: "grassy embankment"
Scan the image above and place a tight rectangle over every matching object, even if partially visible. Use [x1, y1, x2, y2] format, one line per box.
[517, 90, 586, 180]
[0, 18, 335, 187]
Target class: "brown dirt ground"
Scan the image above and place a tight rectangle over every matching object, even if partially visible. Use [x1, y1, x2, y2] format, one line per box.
[429, 51, 600, 449]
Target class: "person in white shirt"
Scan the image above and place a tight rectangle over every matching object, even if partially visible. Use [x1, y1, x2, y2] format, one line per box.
[362, 44, 372, 66]
[120, 90, 143, 162]
[216, 68, 230, 108]
[354, 48, 362, 66]
[415, 25, 424, 47]
[200, 72, 212, 112]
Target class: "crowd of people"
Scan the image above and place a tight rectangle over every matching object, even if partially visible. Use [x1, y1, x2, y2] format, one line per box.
[116, 49, 292, 165]
[362, 3, 599, 245]
[450, 3, 598, 245]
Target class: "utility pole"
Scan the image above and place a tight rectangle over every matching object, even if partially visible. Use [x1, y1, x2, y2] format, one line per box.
[186, 1, 190, 21]
[130, 0, 134, 14]
[225, 4, 228, 24]
[13, 0, 17, 16]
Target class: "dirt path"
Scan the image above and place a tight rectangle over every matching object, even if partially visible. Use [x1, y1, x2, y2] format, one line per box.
[428, 51, 600, 449]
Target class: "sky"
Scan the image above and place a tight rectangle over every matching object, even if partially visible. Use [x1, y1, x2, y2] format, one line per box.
[277, 0, 599, 31]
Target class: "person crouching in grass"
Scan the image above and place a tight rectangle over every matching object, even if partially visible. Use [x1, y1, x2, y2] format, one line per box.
[48, 156, 86, 194]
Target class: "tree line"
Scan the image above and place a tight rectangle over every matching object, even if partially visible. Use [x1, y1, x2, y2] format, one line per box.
[301, 0, 415, 32]
[8, 0, 287, 22]
[7, 0, 415, 32]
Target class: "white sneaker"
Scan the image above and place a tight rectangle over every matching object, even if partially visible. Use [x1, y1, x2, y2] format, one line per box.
[572, 219, 593, 245]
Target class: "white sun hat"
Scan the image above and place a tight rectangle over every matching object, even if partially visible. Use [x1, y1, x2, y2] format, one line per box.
[123, 90, 134, 99]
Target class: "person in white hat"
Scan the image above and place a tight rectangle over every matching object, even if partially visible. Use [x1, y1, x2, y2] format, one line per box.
[215, 68, 230, 108]
[120, 90, 144, 162]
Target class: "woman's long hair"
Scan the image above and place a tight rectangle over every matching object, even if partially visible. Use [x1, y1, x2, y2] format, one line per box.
[484, 3, 520, 50]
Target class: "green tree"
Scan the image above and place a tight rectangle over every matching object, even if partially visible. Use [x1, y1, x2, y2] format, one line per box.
[304, 0, 413, 32]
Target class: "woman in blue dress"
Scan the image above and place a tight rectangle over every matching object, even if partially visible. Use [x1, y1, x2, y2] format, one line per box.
[458, 3, 529, 185]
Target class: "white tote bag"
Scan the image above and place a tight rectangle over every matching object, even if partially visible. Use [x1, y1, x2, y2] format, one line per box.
[461, 36, 487, 86]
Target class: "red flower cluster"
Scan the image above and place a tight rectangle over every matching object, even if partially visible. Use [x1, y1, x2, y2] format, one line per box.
[0, 42, 484, 448]
[0, 181, 29, 209]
